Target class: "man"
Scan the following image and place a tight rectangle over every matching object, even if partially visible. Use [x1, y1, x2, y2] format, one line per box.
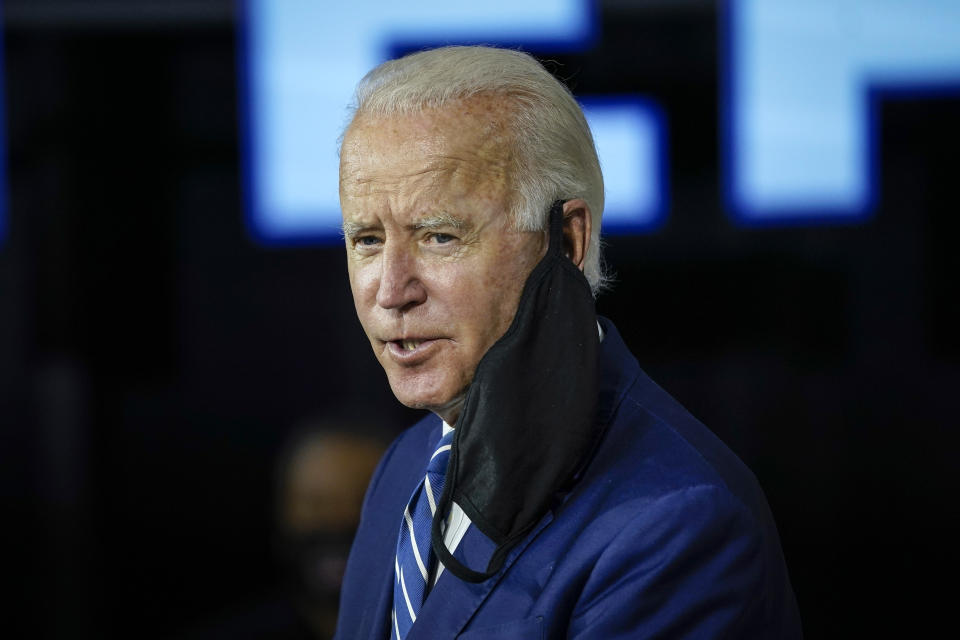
[170, 421, 386, 640]
[276, 424, 387, 638]
[335, 46, 802, 639]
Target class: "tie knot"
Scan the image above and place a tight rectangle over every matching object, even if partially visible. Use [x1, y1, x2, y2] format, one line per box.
[427, 430, 454, 477]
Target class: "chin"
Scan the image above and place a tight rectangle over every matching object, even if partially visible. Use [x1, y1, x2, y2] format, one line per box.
[389, 376, 466, 422]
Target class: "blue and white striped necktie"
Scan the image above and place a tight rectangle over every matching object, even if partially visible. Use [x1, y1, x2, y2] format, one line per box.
[391, 430, 453, 640]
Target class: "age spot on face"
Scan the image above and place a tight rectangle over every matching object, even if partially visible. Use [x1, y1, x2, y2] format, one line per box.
[340, 96, 545, 424]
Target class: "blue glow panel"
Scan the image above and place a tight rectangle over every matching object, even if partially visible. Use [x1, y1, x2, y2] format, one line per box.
[582, 98, 666, 232]
[0, 8, 6, 247]
[241, 0, 665, 242]
[727, 0, 960, 223]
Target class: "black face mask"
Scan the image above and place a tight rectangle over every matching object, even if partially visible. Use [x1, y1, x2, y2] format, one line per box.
[430, 200, 601, 583]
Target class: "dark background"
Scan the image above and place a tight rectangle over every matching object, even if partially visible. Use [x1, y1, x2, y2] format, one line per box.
[2, 0, 957, 637]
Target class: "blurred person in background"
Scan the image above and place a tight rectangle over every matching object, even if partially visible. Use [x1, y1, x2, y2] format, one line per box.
[335, 45, 802, 639]
[275, 424, 387, 638]
[173, 419, 386, 639]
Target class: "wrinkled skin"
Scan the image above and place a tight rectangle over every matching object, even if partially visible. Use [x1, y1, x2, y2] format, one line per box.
[340, 96, 590, 425]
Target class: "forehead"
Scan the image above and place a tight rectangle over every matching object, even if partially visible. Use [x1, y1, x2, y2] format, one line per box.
[339, 97, 517, 201]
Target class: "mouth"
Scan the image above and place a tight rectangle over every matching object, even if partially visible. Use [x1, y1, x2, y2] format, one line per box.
[398, 339, 424, 351]
[384, 337, 443, 364]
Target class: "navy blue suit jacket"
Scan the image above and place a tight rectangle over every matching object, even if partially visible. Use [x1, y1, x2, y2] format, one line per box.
[336, 319, 802, 638]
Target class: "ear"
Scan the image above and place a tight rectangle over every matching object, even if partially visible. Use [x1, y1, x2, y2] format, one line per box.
[561, 199, 591, 271]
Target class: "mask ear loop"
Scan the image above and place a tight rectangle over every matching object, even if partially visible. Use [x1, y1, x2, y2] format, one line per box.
[429, 200, 567, 584]
[429, 432, 502, 583]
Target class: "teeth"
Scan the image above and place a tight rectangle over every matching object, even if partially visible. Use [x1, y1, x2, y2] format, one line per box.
[402, 340, 421, 351]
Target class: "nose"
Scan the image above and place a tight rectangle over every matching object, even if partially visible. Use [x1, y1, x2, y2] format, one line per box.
[376, 242, 426, 311]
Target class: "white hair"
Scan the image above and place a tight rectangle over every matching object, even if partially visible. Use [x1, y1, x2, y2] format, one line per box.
[343, 45, 609, 295]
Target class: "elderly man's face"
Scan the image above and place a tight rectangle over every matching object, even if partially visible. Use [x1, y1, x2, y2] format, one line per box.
[340, 99, 545, 424]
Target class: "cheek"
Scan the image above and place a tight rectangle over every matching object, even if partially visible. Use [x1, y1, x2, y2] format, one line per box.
[467, 257, 534, 339]
[488, 243, 542, 320]
[348, 267, 381, 338]
[490, 241, 538, 292]
[348, 261, 377, 304]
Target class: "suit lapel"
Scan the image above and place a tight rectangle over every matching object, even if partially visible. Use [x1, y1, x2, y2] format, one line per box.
[362, 520, 401, 640]
[407, 509, 554, 640]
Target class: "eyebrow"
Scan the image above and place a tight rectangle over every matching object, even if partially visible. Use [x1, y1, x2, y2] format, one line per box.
[341, 220, 374, 238]
[341, 212, 468, 238]
[411, 213, 466, 232]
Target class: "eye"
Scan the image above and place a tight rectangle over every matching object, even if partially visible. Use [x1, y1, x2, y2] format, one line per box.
[354, 235, 382, 247]
[429, 233, 456, 244]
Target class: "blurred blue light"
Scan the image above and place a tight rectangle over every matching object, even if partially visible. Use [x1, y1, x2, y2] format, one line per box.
[582, 97, 667, 233]
[239, 0, 666, 244]
[0, 8, 6, 247]
[725, 0, 960, 225]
